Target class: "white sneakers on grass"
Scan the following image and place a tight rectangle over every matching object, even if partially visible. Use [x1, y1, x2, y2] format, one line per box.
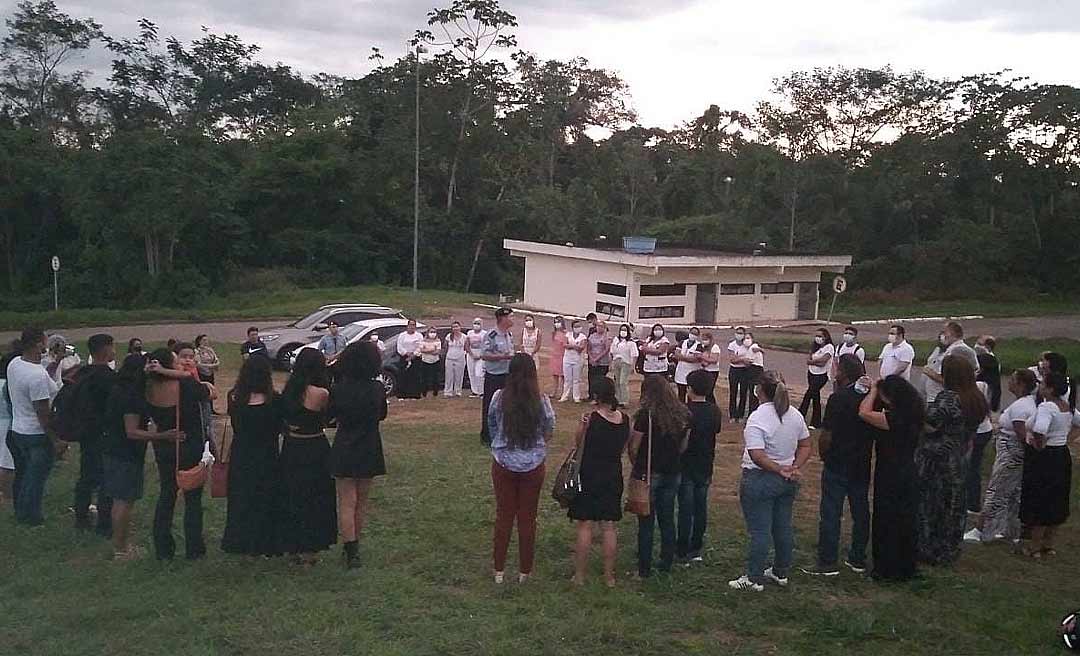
[728, 575, 763, 592]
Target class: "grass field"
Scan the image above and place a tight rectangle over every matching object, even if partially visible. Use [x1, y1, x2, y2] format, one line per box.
[831, 296, 1078, 322]
[0, 285, 494, 331]
[3, 349, 1079, 655]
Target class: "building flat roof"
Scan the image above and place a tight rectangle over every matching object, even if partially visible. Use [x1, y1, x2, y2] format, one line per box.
[504, 239, 852, 270]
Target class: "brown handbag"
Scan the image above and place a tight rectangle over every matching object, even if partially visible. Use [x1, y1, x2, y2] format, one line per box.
[624, 411, 652, 517]
[174, 397, 208, 492]
[210, 419, 231, 499]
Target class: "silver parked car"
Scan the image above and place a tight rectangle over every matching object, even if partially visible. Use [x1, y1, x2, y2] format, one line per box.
[261, 304, 406, 369]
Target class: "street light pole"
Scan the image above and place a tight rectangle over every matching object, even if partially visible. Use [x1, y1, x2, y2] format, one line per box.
[412, 43, 421, 292]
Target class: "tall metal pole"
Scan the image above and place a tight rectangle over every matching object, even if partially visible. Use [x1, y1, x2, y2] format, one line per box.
[53, 270, 58, 311]
[412, 45, 421, 292]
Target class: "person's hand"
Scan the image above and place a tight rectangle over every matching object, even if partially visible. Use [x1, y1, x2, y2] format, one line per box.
[859, 375, 873, 390]
[161, 429, 186, 442]
[780, 465, 801, 481]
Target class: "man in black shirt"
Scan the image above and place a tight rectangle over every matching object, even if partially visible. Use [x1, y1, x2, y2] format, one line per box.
[803, 354, 872, 576]
[73, 333, 119, 535]
[677, 369, 722, 563]
[241, 326, 269, 361]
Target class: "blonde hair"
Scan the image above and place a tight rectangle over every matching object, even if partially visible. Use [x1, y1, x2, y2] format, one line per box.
[758, 370, 790, 420]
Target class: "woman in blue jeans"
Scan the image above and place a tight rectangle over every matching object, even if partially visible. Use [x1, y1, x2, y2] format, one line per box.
[628, 375, 689, 578]
[729, 370, 812, 592]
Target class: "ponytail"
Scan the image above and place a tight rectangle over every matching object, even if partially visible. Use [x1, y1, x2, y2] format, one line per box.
[759, 370, 790, 421]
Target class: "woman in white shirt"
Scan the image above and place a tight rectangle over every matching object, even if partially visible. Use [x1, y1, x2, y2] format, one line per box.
[672, 327, 704, 403]
[396, 320, 424, 400]
[797, 329, 835, 429]
[520, 314, 541, 371]
[965, 369, 1038, 544]
[443, 322, 468, 398]
[560, 320, 588, 403]
[698, 331, 723, 404]
[729, 370, 811, 592]
[1018, 372, 1078, 558]
[742, 332, 765, 415]
[641, 324, 671, 384]
[609, 324, 639, 408]
[464, 319, 486, 398]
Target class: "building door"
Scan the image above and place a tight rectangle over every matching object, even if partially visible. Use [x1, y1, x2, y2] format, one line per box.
[797, 282, 819, 320]
[695, 284, 717, 324]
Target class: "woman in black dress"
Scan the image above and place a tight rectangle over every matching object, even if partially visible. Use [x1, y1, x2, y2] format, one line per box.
[278, 349, 337, 564]
[858, 375, 923, 582]
[569, 377, 630, 588]
[222, 356, 282, 557]
[329, 342, 388, 569]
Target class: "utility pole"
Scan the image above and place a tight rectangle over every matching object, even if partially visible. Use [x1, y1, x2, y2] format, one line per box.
[412, 44, 426, 292]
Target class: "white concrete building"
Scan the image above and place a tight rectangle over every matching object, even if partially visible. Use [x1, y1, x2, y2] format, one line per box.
[504, 239, 852, 325]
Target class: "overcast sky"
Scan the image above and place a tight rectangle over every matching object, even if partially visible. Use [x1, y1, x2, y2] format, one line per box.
[52, 0, 1080, 128]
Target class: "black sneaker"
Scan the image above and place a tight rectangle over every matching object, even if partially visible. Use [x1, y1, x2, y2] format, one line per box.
[844, 560, 867, 574]
[800, 564, 840, 577]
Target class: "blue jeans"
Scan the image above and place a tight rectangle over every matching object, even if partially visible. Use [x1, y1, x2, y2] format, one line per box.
[637, 472, 680, 576]
[816, 466, 870, 567]
[677, 474, 711, 559]
[739, 468, 798, 582]
[10, 432, 54, 526]
[966, 431, 993, 512]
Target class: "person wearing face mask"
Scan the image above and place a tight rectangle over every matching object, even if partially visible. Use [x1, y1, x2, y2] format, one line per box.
[418, 328, 443, 398]
[832, 327, 865, 387]
[480, 308, 517, 446]
[396, 320, 424, 400]
[641, 324, 671, 386]
[742, 332, 766, 415]
[727, 327, 750, 423]
[609, 324, 639, 407]
[922, 332, 948, 405]
[586, 321, 613, 402]
[974, 335, 1001, 413]
[550, 317, 568, 399]
[465, 318, 486, 398]
[443, 322, 468, 398]
[560, 320, 588, 403]
[673, 328, 704, 403]
[698, 331, 723, 404]
[878, 325, 915, 381]
[923, 322, 979, 389]
[798, 329, 835, 429]
[520, 315, 542, 371]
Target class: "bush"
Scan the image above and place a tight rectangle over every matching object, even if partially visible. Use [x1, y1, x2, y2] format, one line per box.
[219, 268, 300, 296]
[138, 268, 211, 308]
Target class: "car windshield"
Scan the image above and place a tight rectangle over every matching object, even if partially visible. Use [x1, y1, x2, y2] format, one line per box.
[291, 310, 326, 330]
[340, 324, 369, 341]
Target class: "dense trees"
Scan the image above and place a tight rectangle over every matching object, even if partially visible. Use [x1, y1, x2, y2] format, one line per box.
[1, 0, 1077, 310]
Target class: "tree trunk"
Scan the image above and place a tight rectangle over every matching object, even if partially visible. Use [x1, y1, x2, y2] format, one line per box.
[446, 93, 474, 214]
[145, 233, 160, 277]
[788, 183, 799, 250]
[548, 139, 556, 188]
[1030, 205, 1043, 252]
[464, 238, 484, 293]
[3, 220, 14, 293]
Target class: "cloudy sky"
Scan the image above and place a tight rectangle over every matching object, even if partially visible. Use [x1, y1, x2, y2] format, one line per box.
[55, 0, 1080, 128]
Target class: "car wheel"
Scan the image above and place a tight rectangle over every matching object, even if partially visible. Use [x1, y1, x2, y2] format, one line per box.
[379, 370, 398, 398]
[276, 345, 300, 371]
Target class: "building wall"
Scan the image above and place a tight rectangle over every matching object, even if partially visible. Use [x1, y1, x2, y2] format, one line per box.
[520, 255, 832, 325]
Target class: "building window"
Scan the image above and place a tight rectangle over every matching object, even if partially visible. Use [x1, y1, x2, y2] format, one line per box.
[760, 282, 795, 294]
[640, 284, 687, 297]
[595, 301, 626, 318]
[638, 305, 685, 319]
[720, 283, 756, 295]
[596, 282, 627, 297]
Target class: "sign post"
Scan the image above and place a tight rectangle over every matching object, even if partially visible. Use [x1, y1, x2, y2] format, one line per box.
[826, 274, 847, 323]
[51, 256, 60, 311]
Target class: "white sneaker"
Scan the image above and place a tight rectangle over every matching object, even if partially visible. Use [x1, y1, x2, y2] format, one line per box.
[764, 567, 789, 587]
[963, 528, 983, 544]
[493, 571, 505, 584]
[728, 575, 764, 592]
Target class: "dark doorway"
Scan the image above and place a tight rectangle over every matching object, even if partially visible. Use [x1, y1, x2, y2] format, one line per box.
[695, 284, 717, 324]
[797, 282, 818, 320]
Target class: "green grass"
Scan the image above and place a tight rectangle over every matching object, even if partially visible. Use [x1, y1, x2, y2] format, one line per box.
[0, 285, 495, 331]
[761, 337, 1080, 373]
[831, 296, 1078, 322]
[3, 386, 1080, 654]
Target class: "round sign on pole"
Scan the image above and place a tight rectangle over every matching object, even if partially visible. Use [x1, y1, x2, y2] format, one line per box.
[51, 256, 60, 272]
[833, 275, 847, 294]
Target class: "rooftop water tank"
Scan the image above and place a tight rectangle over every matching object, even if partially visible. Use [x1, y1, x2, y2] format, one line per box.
[622, 236, 657, 254]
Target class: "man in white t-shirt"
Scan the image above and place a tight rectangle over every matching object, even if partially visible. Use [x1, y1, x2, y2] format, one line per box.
[878, 325, 915, 381]
[7, 328, 60, 526]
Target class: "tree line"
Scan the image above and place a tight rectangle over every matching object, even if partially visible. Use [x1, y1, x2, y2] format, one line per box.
[1, 0, 1078, 311]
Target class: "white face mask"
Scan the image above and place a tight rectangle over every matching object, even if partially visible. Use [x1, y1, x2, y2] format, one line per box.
[525, 321, 534, 328]
[743, 337, 752, 347]
[887, 334, 898, 344]
[814, 336, 824, 345]
[620, 331, 630, 338]
[735, 333, 745, 342]
[473, 323, 482, 331]
[843, 333, 856, 344]
[689, 334, 699, 342]
[428, 333, 437, 339]
[370, 335, 379, 342]
[653, 329, 664, 338]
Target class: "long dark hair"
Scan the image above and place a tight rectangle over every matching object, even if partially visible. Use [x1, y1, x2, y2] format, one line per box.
[283, 349, 328, 411]
[942, 354, 989, 424]
[811, 328, 833, 354]
[230, 355, 274, 408]
[1043, 372, 1076, 411]
[337, 342, 382, 382]
[116, 353, 147, 390]
[639, 374, 690, 437]
[500, 353, 544, 449]
[877, 375, 926, 431]
[592, 376, 618, 411]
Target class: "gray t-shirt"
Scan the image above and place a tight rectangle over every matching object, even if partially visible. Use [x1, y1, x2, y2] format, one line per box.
[945, 340, 979, 373]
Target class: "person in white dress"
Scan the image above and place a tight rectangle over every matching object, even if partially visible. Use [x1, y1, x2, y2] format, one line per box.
[519, 315, 542, 371]
[560, 320, 588, 403]
[465, 318, 486, 398]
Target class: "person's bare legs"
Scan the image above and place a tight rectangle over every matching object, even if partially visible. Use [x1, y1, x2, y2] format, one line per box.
[111, 500, 133, 556]
[354, 479, 373, 539]
[601, 522, 618, 587]
[336, 479, 359, 542]
[1042, 526, 1058, 554]
[1023, 526, 1045, 557]
[552, 375, 564, 400]
[573, 521, 593, 585]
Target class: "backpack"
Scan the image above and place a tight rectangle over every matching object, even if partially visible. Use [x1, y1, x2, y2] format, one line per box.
[50, 368, 108, 443]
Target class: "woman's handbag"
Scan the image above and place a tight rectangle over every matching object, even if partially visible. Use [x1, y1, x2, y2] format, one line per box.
[624, 412, 652, 517]
[552, 414, 588, 508]
[174, 399, 208, 493]
[210, 420, 231, 498]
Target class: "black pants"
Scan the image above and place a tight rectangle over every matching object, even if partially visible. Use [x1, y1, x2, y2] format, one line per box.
[966, 431, 994, 512]
[74, 437, 112, 533]
[745, 365, 762, 414]
[7, 431, 23, 507]
[677, 383, 688, 403]
[151, 440, 206, 560]
[729, 367, 749, 419]
[481, 372, 508, 446]
[588, 365, 610, 401]
[799, 372, 829, 427]
[399, 358, 422, 399]
[419, 360, 441, 397]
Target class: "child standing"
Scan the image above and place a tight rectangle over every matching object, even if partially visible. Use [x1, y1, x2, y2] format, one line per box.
[677, 369, 722, 562]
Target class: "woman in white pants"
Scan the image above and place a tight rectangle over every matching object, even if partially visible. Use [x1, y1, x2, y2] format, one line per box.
[444, 322, 468, 397]
[465, 318, 486, 397]
[561, 320, 588, 403]
[610, 324, 639, 408]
